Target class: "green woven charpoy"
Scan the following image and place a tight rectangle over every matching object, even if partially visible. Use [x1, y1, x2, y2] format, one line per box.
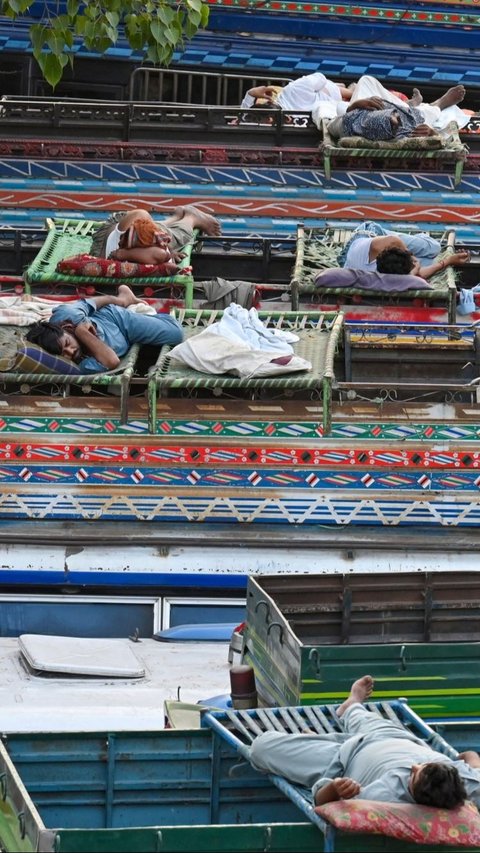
[148, 309, 344, 434]
[291, 225, 458, 323]
[0, 326, 23, 370]
[320, 119, 467, 186]
[25, 218, 195, 294]
[0, 331, 140, 424]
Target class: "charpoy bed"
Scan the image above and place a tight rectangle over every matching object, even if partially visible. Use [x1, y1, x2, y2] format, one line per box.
[0, 323, 140, 424]
[203, 700, 480, 852]
[290, 224, 458, 323]
[24, 217, 196, 304]
[148, 308, 343, 434]
[320, 119, 467, 186]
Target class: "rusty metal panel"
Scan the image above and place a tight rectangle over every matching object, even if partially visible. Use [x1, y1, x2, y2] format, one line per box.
[251, 572, 480, 645]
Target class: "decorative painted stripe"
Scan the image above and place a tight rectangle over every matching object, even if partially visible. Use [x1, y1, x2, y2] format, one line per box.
[0, 490, 479, 525]
[4, 190, 480, 224]
[1, 464, 480, 489]
[2, 161, 480, 193]
[206, 0, 480, 29]
[1, 418, 480, 442]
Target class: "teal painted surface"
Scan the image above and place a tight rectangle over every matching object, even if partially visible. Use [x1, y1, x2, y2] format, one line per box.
[4, 729, 303, 830]
[3, 724, 480, 852]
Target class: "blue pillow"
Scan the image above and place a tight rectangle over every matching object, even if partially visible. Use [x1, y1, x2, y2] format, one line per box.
[12, 344, 82, 376]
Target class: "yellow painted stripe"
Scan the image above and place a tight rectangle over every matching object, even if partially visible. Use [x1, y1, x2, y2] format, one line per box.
[300, 688, 480, 700]
[303, 676, 447, 684]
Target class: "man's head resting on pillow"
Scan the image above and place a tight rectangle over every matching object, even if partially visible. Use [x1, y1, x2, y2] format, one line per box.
[409, 762, 466, 809]
[119, 217, 170, 250]
[376, 246, 416, 275]
[26, 320, 82, 363]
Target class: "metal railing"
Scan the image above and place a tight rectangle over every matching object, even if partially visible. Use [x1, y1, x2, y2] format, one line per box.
[128, 66, 292, 105]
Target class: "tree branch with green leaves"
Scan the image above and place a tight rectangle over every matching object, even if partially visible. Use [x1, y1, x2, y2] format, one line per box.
[1, 0, 209, 88]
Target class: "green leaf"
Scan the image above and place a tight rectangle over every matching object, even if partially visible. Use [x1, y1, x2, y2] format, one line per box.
[187, 9, 201, 27]
[46, 29, 65, 55]
[164, 25, 180, 46]
[150, 18, 162, 43]
[105, 25, 118, 43]
[106, 10, 119, 27]
[156, 5, 174, 26]
[30, 23, 47, 56]
[39, 53, 65, 89]
[74, 15, 87, 35]
[83, 19, 97, 42]
[20, 0, 210, 85]
[9, 0, 32, 11]
[138, 13, 152, 41]
[184, 18, 197, 39]
[66, 0, 79, 18]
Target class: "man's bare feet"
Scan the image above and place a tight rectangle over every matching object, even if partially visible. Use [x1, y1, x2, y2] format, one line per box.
[337, 675, 374, 718]
[164, 204, 222, 237]
[117, 284, 144, 307]
[432, 85, 466, 111]
[408, 88, 423, 107]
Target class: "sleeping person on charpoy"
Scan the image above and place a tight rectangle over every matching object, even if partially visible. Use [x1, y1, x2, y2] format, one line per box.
[25, 285, 183, 374]
[90, 204, 221, 268]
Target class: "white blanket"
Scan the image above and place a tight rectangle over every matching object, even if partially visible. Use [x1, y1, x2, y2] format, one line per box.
[168, 305, 312, 379]
[209, 304, 299, 353]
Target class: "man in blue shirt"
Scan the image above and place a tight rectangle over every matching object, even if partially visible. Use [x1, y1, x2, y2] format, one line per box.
[26, 285, 183, 373]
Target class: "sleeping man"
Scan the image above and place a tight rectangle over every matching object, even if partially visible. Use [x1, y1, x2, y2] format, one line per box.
[341, 222, 470, 280]
[249, 675, 480, 809]
[90, 204, 221, 268]
[324, 79, 469, 141]
[26, 285, 183, 373]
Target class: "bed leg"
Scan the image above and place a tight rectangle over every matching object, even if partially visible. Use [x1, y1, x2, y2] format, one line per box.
[148, 381, 157, 434]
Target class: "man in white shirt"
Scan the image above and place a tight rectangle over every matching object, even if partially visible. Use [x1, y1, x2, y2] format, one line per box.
[241, 74, 470, 133]
[241, 73, 351, 118]
[249, 675, 480, 809]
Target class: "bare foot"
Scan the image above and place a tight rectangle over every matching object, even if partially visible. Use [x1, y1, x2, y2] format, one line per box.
[164, 204, 222, 237]
[432, 85, 466, 110]
[408, 87, 423, 107]
[117, 284, 144, 307]
[337, 675, 374, 718]
[390, 113, 401, 136]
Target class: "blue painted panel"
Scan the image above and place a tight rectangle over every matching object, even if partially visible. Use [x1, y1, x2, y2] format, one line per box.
[169, 602, 246, 627]
[1, 23, 480, 87]
[210, 12, 480, 50]
[0, 570, 248, 591]
[0, 601, 154, 638]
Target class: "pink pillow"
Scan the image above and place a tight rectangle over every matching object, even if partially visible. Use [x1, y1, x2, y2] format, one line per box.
[316, 799, 480, 847]
[56, 254, 191, 278]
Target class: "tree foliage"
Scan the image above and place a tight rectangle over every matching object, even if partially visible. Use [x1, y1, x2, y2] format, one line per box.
[0, 0, 210, 88]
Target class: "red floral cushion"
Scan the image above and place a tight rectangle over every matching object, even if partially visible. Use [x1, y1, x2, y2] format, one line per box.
[316, 799, 480, 847]
[56, 254, 192, 278]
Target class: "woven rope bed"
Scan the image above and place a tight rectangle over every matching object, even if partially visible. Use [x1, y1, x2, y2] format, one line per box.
[320, 118, 467, 186]
[0, 324, 140, 424]
[24, 217, 195, 304]
[148, 309, 343, 434]
[290, 225, 458, 323]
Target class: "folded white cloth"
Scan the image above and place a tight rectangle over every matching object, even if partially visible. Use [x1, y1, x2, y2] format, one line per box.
[208, 304, 299, 354]
[168, 329, 311, 379]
